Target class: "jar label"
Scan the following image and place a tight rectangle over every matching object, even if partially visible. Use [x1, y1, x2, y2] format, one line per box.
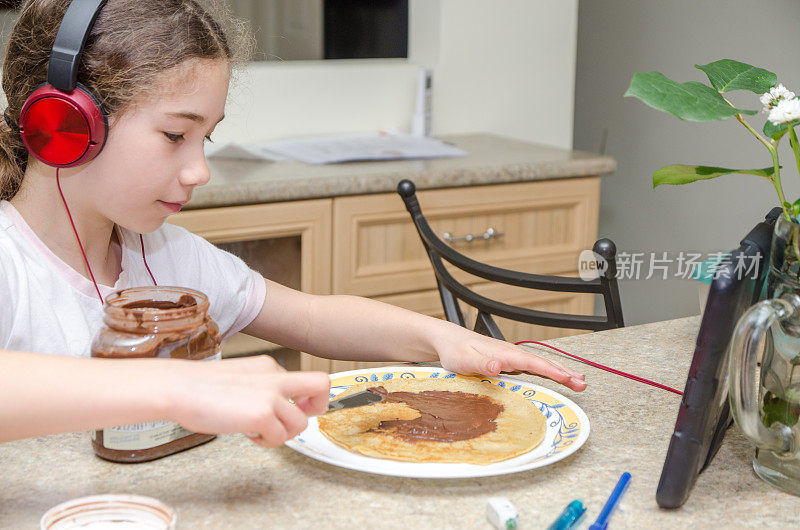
[101, 348, 221, 451]
[102, 421, 193, 451]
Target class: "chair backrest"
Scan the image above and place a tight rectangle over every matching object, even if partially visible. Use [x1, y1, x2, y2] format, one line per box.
[397, 179, 624, 341]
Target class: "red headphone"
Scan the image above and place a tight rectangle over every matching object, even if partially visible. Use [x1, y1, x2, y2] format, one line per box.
[18, 0, 108, 168]
[13, 0, 157, 303]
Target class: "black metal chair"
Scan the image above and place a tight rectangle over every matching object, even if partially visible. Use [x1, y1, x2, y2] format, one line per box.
[397, 179, 624, 341]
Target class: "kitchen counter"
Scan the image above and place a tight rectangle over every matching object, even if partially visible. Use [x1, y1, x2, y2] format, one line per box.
[3, 316, 797, 528]
[189, 133, 616, 208]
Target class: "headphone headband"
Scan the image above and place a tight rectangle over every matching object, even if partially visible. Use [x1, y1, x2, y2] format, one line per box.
[47, 0, 107, 92]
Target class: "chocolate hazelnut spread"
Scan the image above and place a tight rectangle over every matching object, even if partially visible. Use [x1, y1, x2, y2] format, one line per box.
[90, 287, 221, 463]
[367, 386, 504, 443]
[121, 294, 197, 310]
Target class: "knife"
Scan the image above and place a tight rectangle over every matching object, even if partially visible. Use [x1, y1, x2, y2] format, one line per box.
[325, 389, 383, 413]
[250, 390, 385, 438]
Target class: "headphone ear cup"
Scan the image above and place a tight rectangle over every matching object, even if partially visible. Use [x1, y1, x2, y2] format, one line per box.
[19, 83, 107, 168]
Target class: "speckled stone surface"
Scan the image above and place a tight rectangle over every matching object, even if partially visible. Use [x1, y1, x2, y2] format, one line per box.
[187, 133, 617, 209]
[3, 316, 799, 528]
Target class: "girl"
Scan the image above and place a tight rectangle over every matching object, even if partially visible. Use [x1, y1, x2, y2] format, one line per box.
[0, 0, 585, 446]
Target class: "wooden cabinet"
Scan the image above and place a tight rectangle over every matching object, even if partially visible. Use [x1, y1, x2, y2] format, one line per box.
[168, 198, 332, 371]
[332, 177, 599, 371]
[170, 176, 600, 372]
[333, 177, 599, 296]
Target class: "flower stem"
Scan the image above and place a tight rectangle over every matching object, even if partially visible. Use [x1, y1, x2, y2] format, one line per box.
[789, 124, 800, 186]
[766, 145, 800, 264]
[735, 113, 800, 264]
[735, 113, 792, 221]
[736, 113, 774, 151]
[784, 124, 800, 265]
[725, 99, 800, 268]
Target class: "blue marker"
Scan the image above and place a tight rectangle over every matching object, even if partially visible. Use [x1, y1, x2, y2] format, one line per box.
[589, 472, 631, 530]
[547, 499, 586, 530]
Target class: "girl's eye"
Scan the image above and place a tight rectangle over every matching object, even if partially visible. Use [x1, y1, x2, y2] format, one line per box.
[164, 132, 184, 142]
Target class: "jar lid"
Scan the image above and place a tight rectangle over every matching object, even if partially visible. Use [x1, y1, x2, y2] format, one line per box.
[40, 494, 176, 529]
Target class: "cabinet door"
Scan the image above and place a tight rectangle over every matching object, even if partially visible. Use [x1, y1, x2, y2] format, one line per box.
[333, 177, 600, 298]
[374, 279, 593, 344]
[169, 199, 333, 372]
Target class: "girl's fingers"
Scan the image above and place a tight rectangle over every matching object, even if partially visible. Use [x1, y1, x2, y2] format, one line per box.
[293, 396, 313, 414]
[508, 353, 587, 391]
[247, 399, 311, 448]
[500, 347, 584, 379]
[293, 395, 329, 416]
[464, 340, 584, 380]
[527, 352, 583, 379]
[300, 389, 329, 416]
[567, 377, 588, 391]
[247, 414, 288, 448]
[279, 371, 331, 402]
[455, 345, 502, 376]
[273, 398, 309, 439]
[241, 373, 330, 449]
[484, 346, 587, 392]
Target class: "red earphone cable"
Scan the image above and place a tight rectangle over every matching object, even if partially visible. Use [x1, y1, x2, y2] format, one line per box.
[56, 167, 104, 304]
[139, 233, 157, 287]
[514, 340, 683, 396]
[56, 168, 157, 304]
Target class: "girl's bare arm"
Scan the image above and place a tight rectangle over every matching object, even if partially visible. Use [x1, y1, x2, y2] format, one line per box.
[0, 351, 329, 444]
[242, 279, 587, 391]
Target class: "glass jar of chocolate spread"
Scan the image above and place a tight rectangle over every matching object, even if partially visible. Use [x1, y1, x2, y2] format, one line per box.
[90, 286, 221, 463]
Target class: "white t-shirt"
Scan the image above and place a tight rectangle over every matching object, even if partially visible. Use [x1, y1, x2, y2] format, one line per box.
[0, 201, 266, 358]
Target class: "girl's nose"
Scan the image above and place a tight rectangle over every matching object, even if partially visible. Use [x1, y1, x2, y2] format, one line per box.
[179, 149, 211, 188]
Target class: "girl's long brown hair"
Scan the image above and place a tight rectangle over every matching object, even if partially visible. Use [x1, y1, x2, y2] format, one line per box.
[0, 0, 251, 200]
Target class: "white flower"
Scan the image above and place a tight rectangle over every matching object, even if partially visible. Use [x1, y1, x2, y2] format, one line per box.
[772, 83, 796, 100]
[768, 97, 800, 125]
[761, 83, 796, 113]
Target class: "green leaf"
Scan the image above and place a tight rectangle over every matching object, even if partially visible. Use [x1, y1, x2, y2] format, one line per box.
[653, 165, 775, 187]
[762, 391, 800, 428]
[625, 72, 757, 122]
[764, 120, 789, 141]
[791, 198, 800, 219]
[695, 60, 777, 94]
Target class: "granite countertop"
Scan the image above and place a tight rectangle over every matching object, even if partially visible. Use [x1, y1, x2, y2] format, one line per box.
[3, 315, 798, 528]
[187, 133, 617, 209]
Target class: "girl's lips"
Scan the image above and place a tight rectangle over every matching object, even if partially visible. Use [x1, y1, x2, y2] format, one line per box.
[158, 200, 184, 213]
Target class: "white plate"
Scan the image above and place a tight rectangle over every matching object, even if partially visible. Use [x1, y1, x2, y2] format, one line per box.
[285, 366, 590, 478]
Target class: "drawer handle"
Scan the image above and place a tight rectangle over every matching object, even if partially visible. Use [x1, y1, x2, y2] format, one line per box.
[441, 227, 504, 243]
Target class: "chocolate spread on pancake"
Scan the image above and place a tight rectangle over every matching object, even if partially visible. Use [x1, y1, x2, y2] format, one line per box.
[367, 386, 504, 443]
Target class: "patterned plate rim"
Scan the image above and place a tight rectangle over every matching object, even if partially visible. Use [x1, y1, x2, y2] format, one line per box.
[285, 366, 590, 478]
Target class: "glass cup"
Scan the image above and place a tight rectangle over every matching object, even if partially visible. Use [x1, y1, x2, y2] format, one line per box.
[730, 215, 800, 495]
[40, 494, 176, 529]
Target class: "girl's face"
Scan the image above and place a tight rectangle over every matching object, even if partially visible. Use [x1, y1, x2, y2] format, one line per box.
[85, 58, 230, 233]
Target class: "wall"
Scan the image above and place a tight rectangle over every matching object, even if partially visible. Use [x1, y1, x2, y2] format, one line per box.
[0, 2, 578, 147]
[573, 0, 800, 325]
[216, 0, 579, 147]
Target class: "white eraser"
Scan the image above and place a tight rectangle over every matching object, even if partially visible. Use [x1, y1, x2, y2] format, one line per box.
[486, 497, 518, 530]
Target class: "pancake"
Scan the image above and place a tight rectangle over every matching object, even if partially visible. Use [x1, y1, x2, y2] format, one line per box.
[317, 378, 546, 464]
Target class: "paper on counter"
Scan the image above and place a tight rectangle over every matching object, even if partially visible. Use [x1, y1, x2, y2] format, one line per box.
[257, 132, 468, 165]
[204, 142, 289, 161]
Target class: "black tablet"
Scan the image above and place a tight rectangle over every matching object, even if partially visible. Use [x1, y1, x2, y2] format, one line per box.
[655, 207, 781, 509]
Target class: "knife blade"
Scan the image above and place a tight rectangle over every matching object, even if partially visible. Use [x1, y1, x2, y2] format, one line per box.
[325, 389, 383, 413]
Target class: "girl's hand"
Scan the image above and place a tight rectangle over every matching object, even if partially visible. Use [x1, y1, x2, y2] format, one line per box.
[434, 327, 587, 392]
[167, 355, 331, 447]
